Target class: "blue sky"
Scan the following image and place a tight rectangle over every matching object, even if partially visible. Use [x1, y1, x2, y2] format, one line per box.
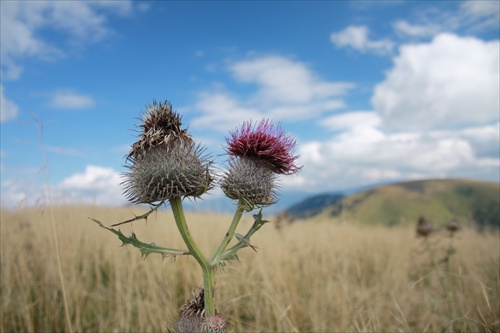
[1, 0, 499, 209]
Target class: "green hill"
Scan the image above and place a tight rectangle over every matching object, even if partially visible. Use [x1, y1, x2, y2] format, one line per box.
[285, 193, 344, 219]
[323, 179, 499, 228]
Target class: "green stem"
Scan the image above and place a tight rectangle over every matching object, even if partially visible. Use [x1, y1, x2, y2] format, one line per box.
[211, 200, 246, 265]
[221, 209, 266, 259]
[169, 196, 215, 316]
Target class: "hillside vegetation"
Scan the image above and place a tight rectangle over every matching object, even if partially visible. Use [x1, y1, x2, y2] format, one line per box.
[317, 179, 499, 228]
[1, 205, 499, 332]
[285, 193, 344, 219]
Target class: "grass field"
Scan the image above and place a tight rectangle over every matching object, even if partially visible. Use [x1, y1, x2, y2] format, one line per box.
[1, 205, 499, 332]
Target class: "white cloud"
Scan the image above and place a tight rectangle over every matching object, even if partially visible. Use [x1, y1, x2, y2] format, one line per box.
[393, 1, 499, 40]
[372, 33, 500, 130]
[393, 20, 442, 38]
[294, 117, 499, 193]
[230, 56, 351, 104]
[190, 55, 353, 132]
[330, 25, 394, 56]
[0, 179, 33, 207]
[50, 90, 95, 109]
[1, 85, 19, 122]
[1, 165, 126, 207]
[461, 0, 500, 30]
[441, 122, 500, 159]
[461, 0, 500, 16]
[55, 165, 125, 205]
[191, 92, 262, 132]
[321, 111, 381, 131]
[0, 0, 139, 80]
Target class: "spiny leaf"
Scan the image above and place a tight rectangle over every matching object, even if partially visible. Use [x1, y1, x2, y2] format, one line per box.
[90, 217, 190, 259]
[110, 200, 164, 227]
[235, 233, 257, 252]
[214, 253, 240, 268]
[215, 209, 268, 265]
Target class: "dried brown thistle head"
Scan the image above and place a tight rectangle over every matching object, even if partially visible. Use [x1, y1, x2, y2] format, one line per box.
[446, 219, 460, 233]
[128, 100, 191, 161]
[123, 100, 213, 203]
[172, 289, 227, 333]
[416, 217, 433, 237]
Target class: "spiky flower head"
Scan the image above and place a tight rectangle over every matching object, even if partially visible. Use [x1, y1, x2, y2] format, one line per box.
[202, 314, 227, 333]
[128, 100, 189, 161]
[180, 288, 205, 318]
[224, 119, 301, 175]
[221, 119, 301, 208]
[123, 100, 213, 203]
[221, 157, 277, 208]
[174, 314, 203, 333]
[171, 289, 227, 333]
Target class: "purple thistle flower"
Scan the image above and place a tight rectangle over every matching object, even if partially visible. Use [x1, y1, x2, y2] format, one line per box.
[221, 119, 301, 208]
[224, 119, 302, 175]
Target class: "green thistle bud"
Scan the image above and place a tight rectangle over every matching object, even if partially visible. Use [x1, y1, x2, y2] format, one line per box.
[220, 157, 277, 209]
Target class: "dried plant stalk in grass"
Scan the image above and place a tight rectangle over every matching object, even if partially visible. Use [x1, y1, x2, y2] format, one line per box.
[415, 216, 467, 331]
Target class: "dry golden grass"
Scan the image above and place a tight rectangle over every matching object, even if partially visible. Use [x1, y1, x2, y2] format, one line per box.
[1, 205, 499, 332]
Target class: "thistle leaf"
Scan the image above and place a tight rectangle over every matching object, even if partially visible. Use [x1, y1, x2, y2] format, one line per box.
[110, 201, 164, 227]
[235, 233, 257, 252]
[91, 218, 190, 259]
[234, 233, 245, 242]
[216, 208, 268, 265]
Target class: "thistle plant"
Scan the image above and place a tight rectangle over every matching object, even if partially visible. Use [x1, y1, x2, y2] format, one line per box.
[91, 100, 301, 332]
[415, 217, 462, 329]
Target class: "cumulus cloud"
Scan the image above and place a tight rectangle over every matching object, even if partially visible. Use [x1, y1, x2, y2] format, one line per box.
[1, 179, 35, 207]
[191, 92, 262, 132]
[1, 85, 19, 122]
[372, 33, 499, 130]
[1, 165, 126, 207]
[190, 55, 353, 132]
[230, 56, 351, 104]
[54, 165, 125, 205]
[0, 0, 139, 80]
[321, 111, 381, 132]
[294, 114, 499, 192]
[49, 90, 95, 109]
[330, 25, 394, 56]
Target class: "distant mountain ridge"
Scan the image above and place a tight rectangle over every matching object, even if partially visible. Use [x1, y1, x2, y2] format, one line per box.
[284, 179, 499, 228]
[285, 193, 344, 219]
